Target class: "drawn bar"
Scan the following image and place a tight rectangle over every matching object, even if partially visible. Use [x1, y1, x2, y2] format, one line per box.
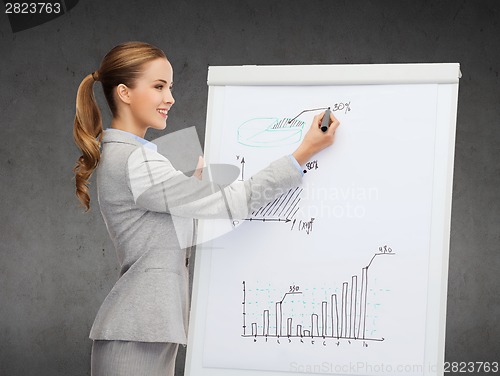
[263, 310, 269, 336]
[276, 302, 282, 337]
[351, 275, 358, 338]
[322, 301, 328, 337]
[358, 267, 368, 339]
[251, 323, 257, 336]
[341, 282, 348, 337]
[331, 294, 339, 338]
[312, 314, 319, 337]
[287, 318, 293, 337]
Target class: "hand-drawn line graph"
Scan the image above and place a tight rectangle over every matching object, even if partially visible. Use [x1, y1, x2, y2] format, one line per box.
[235, 155, 312, 232]
[245, 186, 303, 224]
[241, 248, 395, 344]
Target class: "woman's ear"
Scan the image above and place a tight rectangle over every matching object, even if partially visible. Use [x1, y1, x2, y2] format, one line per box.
[115, 84, 132, 105]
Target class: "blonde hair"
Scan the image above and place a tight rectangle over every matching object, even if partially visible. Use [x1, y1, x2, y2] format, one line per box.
[72, 41, 167, 211]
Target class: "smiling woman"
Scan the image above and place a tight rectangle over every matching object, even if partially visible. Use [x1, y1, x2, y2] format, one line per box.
[72, 41, 338, 376]
[73, 41, 170, 211]
[112, 57, 175, 136]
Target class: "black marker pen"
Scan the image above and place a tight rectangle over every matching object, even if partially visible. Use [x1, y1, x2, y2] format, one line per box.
[320, 107, 331, 132]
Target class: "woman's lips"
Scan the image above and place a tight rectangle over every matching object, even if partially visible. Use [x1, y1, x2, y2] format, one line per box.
[157, 109, 168, 118]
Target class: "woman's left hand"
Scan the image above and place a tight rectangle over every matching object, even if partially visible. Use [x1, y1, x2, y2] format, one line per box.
[192, 156, 204, 180]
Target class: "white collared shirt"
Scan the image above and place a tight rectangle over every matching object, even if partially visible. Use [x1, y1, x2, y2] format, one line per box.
[105, 128, 158, 152]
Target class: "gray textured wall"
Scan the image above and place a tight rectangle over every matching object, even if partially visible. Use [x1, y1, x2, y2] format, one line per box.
[1, 0, 499, 375]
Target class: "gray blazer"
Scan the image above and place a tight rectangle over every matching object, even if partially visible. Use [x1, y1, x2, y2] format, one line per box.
[89, 128, 303, 344]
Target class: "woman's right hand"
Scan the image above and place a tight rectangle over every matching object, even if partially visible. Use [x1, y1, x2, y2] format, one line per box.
[292, 111, 340, 166]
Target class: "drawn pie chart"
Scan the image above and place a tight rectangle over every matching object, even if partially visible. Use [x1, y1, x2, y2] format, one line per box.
[237, 118, 305, 147]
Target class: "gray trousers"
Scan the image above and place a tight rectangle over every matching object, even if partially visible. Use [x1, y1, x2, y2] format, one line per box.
[91, 340, 179, 376]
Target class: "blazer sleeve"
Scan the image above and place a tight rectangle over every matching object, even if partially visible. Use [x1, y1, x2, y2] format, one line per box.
[126, 146, 303, 221]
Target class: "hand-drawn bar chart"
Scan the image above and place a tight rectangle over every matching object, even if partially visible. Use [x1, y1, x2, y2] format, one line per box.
[242, 249, 395, 342]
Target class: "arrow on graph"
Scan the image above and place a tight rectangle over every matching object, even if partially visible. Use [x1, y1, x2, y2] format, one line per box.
[244, 218, 291, 223]
[240, 157, 245, 180]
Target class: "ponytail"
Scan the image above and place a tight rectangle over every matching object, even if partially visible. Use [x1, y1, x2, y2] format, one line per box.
[72, 41, 168, 212]
[72, 71, 103, 212]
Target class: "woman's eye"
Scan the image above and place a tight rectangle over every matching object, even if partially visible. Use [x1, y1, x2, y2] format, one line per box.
[156, 85, 163, 90]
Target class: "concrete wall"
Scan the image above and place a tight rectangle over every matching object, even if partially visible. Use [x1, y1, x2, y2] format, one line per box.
[1, 0, 498, 375]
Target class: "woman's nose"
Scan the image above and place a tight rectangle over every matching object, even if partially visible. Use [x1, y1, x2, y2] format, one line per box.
[164, 91, 175, 105]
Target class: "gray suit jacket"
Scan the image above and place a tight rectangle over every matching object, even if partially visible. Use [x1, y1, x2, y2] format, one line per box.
[89, 128, 303, 344]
